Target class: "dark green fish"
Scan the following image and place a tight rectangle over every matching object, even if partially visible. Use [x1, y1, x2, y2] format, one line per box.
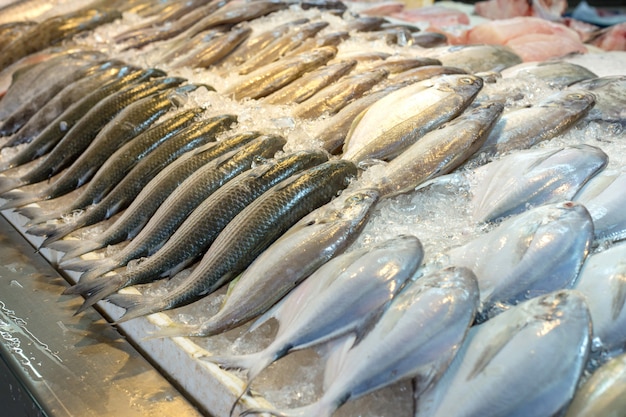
[108, 159, 358, 322]
[0, 8, 122, 71]
[0, 76, 189, 194]
[69, 150, 326, 314]
[27, 115, 238, 246]
[54, 130, 260, 261]
[0, 67, 163, 170]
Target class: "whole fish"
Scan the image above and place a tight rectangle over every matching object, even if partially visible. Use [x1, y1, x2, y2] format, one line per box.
[228, 46, 337, 100]
[172, 25, 252, 69]
[70, 149, 325, 314]
[237, 21, 330, 75]
[478, 90, 596, 156]
[0, 76, 188, 194]
[27, 115, 238, 246]
[293, 68, 389, 120]
[345, 16, 386, 32]
[242, 266, 479, 417]
[0, 49, 105, 120]
[107, 159, 358, 322]
[421, 44, 523, 73]
[52, 130, 258, 260]
[263, 60, 357, 105]
[575, 241, 626, 353]
[501, 60, 597, 89]
[415, 290, 591, 417]
[571, 75, 626, 125]
[411, 31, 447, 48]
[372, 101, 504, 198]
[0, 61, 128, 149]
[565, 352, 626, 417]
[382, 65, 467, 87]
[153, 187, 379, 338]
[363, 56, 442, 75]
[1, 86, 206, 209]
[574, 170, 626, 242]
[0, 67, 164, 171]
[443, 201, 593, 319]
[0, 8, 122, 71]
[117, 0, 227, 49]
[283, 30, 349, 57]
[219, 18, 309, 68]
[342, 74, 483, 163]
[206, 234, 424, 414]
[470, 145, 608, 223]
[73, 134, 286, 285]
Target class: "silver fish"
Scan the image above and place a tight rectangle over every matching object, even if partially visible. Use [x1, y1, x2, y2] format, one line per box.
[173, 25, 252, 69]
[342, 74, 483, 163]
[571, 75, 626, 126]
[372, 101, 503, 198]
[205, 235, 424, 410]
[575, 241, 626, 353]
[422, 44, 523, 73]
[574, 170, 626, 242]
[242, 266, 479, 417]
[565, 352, 626, 417]
[478, 90, 596, 156]
[154, 187, 380, 338]
[415, 290, 591, 417]
[444, 202, 593, 318]
[501, 60, 597, 89]
[470, 145, 608, 223]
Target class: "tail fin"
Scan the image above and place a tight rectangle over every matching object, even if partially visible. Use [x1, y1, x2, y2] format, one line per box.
[72, 274, 127, 315]
[24, 209, 66, 226]
[107, 293, 164, 323]
[0, 190, 43, 209]
[29, 220, 84, 247]
[0, 176, 25, 194]
[77, 259, 122, 282]
[14, 205, 46, 220]
[56, 240, 105, 264]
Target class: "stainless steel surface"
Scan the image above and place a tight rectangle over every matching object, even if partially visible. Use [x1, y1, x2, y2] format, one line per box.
[0, 215, 204, 417]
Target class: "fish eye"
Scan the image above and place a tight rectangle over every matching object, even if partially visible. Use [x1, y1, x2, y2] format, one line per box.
[569, 93, 584, 99]
[460, 77, 474, 85]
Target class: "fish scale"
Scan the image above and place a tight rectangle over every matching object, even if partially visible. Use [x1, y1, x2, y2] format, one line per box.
[28, 114, 238, 246]
[109, 159, 358, 322]
[55, 129, 259, 264]
[69, 149, 327, 313]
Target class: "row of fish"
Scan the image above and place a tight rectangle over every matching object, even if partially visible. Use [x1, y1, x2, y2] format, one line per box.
[0, 1, 625, 417]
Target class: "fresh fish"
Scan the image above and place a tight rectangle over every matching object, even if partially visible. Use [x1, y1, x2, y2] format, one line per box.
[575, 241, 626, 353]
[154, 187, 379, 338]
[415, 290, 591, 417]
[443, 202, 593, 319]
[565, 352, 626, 417]
[184, 0, 288, 39]
[0, 49, 105, 120]
[470, 145, 608, 223]
[501, 60, 597, 89]
[172, 25, 252, 69]
[421, 44, 523, 73]
[70, 149, 325, 314]
[0, 22, 37, 50]
[0, 67, 163, 171]
[293, 68, 389, 119]
[372, 101, 504, 198]
[411, 31, 447, 48]
[0, 8, 122, 71]
[242, 266, 479, 417]
[283, 30, 349, 57]
[0, 76, 188, 194]
[478, 90, 596, 156]
[107, 159, 357, 322]
[574, 170, 626, 242]
[363, 56, 442, 75]
[571, 75, 626, 125]
[237, 21, 330, 75]
[0, 0, 56, 24]
[27, 115, 238, 246]
[0, 60, 128, 149]
[219, 18, 309, 68]
[50, 129, 256, 259]
[342, 74, 483, 163]
[345, 16, 386, 32]
[228, 46, 337, 100]
[316, 67, 467, 154]
[1, 86, 206, 209]
[73, 134, 286, 285]
[206, 234, 423, 414]
[263, 60, 357, 105]
[117, 0, 227, 49]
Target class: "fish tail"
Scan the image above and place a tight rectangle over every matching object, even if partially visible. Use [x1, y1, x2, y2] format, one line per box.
[30, 221, 83, 246]
[202, 350, 274, 386]
[56, 240, 105, 264]
[108, 293, 164, 323]
[77, 259, 121, 282]
[0, 176, 25, 194]
[142, 322, 201, 339]
[14, 205, 46, 220]
[73, 274, 126, 315]
[0, 190, 44, 210]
